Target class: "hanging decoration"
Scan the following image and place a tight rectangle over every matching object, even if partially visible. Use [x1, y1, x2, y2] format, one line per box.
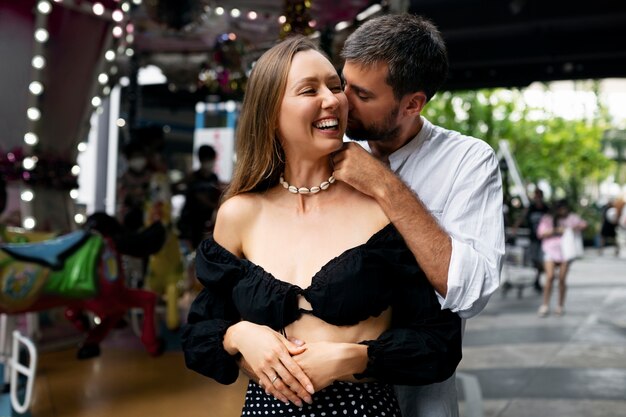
[280, 0, 314, 39]
[197, 34, 248, 99]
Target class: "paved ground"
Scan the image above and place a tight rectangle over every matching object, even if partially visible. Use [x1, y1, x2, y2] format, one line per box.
[458, 248, 626, 417]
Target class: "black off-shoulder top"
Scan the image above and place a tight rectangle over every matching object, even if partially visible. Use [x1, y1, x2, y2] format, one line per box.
[181, 223, 462, 386]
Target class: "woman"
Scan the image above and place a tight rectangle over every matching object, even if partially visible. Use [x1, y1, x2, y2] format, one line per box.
[536, 199, 587, 317]
[181, 36, 461, 416]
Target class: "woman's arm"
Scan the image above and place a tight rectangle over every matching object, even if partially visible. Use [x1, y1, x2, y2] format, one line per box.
[224, 321, 314, 407]
[289, 268, 462, 389]
[290, 309, 462, 388]
[207, 198, 314, 405]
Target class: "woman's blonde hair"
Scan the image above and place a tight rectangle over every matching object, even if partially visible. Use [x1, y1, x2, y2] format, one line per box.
[222, 35, 323, 201]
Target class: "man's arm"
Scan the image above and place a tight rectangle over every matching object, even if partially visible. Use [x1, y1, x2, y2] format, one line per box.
[333, 142, 504, 318]
[333, 142, 451, 295]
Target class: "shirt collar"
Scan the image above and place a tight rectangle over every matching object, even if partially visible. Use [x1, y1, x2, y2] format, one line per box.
[388, 116, 433, 171]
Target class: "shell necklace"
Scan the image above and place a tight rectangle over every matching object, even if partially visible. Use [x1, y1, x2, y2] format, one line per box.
[279, 173, 336, 194]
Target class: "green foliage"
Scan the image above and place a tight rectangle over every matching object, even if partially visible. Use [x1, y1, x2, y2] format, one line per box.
[423, 84, 615, 208]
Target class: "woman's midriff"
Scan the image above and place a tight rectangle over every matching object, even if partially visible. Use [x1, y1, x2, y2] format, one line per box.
[284, 301, 392, 344]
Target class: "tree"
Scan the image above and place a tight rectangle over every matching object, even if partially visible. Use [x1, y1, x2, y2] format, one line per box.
[423, 84, 614, 204]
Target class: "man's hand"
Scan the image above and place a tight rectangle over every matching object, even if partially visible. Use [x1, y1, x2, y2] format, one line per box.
[225, 322, 314, 407]
[332, 142, 392, 199]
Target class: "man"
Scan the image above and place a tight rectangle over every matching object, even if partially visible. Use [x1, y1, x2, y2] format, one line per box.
[512, 188, 549, 291]
[177, 145, 222, 249]
[332, 13, 505, 417]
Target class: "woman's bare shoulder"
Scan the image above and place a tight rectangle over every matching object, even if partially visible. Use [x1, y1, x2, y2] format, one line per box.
[214, 193, 262, 256]
[218, 193, 261, 221]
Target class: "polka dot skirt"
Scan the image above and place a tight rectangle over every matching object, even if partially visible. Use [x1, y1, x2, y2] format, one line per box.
[240, 380, 401, 416]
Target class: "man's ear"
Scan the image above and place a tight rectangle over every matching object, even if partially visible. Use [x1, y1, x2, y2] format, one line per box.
[403, 92, 428, 115]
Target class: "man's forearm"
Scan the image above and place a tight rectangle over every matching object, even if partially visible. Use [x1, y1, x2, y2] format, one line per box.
[373, 172, 451, 296]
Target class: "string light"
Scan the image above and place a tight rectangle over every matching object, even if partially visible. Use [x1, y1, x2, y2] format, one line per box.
[24, 132, 39, 146]
[20, 190, 35, 202]
[34, 28, 49, 43]
[112, 9, 124, 22]
[23, 157, 37, 171]
[92, 3, 105, 16]
[27, 107, 41, 121]
[29, 81, 44, 95]
[23, 217, 36, 230]
[32, 55, 46, 69]
[37, 1, 52, 15]
[20, 0, 131, 229]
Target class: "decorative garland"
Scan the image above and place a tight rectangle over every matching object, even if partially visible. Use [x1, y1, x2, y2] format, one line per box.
[281, 0, 315, 39]
[0, 148, 78, 190]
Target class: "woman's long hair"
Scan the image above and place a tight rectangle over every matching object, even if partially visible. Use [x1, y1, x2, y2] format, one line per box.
[551, 199, 570, 228]
[222, 36, 323, 201]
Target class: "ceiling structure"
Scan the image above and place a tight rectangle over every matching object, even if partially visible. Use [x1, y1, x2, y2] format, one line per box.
[131, 0, 626, 94]
[411, 0, 626, 90]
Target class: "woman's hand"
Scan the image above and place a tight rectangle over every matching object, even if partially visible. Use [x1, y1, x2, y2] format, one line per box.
[292, 341, 369, 392]
[224, 322, 315, 407]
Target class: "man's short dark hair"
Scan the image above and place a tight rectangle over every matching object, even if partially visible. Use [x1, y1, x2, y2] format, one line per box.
[341, 13, 448, 101]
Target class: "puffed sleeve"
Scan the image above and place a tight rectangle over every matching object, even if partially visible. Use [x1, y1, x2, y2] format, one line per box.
[355, 244, 463, 385]
[181, 238, 244, 384]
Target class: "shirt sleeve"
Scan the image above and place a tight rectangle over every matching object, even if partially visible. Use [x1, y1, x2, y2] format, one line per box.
[355, 257, 463, 385]
[181, 239, 243, 384]
[440, 145, 505, 319]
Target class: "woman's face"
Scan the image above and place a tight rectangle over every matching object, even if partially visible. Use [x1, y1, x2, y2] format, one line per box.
[277, 49, 348, 158]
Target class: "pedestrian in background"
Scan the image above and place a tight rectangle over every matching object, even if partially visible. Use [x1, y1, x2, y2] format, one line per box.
[176, 145, 222, 249]
[599, 199, 618, 256]
[512, 188, 550, 292]
[536, 199, 587, 317]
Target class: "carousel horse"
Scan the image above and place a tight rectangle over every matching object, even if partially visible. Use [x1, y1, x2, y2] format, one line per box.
[0, 214, 167, 359]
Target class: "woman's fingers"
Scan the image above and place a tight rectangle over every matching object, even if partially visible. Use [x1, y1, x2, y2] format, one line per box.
[280, 353, 315, 395]
[267, 374, 305, 407]
[270, 360, 313, 406]
[259, 373, 291, 405]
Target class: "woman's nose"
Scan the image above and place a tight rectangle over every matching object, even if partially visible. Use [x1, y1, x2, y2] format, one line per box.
[322, 87, 339, 109]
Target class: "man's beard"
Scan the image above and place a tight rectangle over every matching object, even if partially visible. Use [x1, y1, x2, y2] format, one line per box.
[346, 106, 400, 142]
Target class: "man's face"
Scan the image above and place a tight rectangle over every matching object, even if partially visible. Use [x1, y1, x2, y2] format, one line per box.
[342, 61, 401, 142]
